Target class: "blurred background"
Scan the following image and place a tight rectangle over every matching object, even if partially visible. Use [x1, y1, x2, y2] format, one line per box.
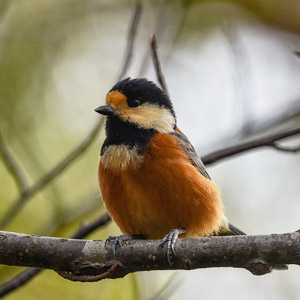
[0, 0, 300, 299]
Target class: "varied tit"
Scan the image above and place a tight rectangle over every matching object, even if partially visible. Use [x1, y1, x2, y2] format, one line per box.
[95, 78, 245, 264]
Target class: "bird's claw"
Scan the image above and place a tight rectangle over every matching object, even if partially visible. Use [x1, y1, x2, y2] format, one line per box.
[105, 234, 133, 258]
[160, 229, 185, 266]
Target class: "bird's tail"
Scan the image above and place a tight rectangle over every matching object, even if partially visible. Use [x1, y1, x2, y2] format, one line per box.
[228, 222, 246, 235]
[217, 215, 246, 236]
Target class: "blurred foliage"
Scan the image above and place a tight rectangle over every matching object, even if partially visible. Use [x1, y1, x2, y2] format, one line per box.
[181, 0, 300, 33]
[0, 0, 140, 299]
[0, 0, 299, 299]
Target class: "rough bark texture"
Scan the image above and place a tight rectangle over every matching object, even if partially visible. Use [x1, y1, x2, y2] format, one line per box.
[0, 230, 299, 281]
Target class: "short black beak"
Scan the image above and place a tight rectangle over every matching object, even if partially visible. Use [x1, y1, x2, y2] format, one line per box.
[95, 105, 117, 116]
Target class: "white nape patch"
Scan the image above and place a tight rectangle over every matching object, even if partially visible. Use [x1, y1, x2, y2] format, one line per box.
[119, 103, 175, 133]
[100, 145, 144, 171]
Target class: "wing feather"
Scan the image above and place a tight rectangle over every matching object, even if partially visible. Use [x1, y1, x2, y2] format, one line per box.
[170, 131, 211, 180]
[170, 130, 247, 236]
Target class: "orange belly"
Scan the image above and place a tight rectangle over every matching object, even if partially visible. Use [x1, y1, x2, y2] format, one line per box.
[98, 133, 224, 239]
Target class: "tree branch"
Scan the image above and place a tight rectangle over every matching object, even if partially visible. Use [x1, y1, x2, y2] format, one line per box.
[151, 34, 169, 95]
[0, 268, 41, 298]
[0, 132, 28, 194]
[118, 0, 142, 80]
[0, 212, 111, 297]
[0, 118, 104, 229]
[69, 212, 111, 240]
[202, 127, 300, 165]
[0, 230, 299, 282]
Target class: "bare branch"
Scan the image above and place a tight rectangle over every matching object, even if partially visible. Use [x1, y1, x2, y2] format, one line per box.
[0, 230, 299, 282]
[202, 127, 300, 165]
[70, 212, 110, 239]
[118, 0, 142, 80]
[0, 268, 42, 298]
[0, 118, 104, 229]
[57, 263, 119, 282]
[0, 132, 28, 194]
[151, 34, 169, 95]
[0, 212, 111, 297]
[222, 22, 251, 135]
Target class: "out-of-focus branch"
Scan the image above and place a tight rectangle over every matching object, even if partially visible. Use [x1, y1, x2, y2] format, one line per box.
[0, 230, 299, 282]
[0, 212, 111, 297]
[118, 0, 142, 80]
[0, 132, 28, 194]
[202, 127, 300, 165]
[0, 119, 104, 229]
[70, 212, 110, 239]
[151, 34, 169, 95]
[222, 22, 251, 135]
[0, 0, 143, 230]
[0, 268, 41, 299]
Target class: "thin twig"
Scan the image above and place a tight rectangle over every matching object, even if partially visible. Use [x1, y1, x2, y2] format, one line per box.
[151, 34, 169, 95]
[70, 212, 110, 239]
[57, 263, 118, 282]
[222, 23, 251, 136]
[118, 0, 142, 80]
[0, 132, 28, 194]
[0, 118, 104, 229]
[0, 212, 111, 297]
[0, 0, 143, 229]
[0, 268, 41, 299]
[202, 127, 300, 165]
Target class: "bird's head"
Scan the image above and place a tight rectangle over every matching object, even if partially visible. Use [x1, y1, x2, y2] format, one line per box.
[95, 78, 176, 133]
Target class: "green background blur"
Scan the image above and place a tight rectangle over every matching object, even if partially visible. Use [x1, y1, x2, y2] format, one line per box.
[0, 0, 300, 299]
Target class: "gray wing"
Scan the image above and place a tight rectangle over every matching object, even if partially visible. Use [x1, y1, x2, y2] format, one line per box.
[170, 131, 247, 236]
[170, 131, 211, 180]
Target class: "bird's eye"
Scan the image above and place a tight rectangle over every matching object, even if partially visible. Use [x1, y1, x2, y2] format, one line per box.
[131, 100, 141, 108]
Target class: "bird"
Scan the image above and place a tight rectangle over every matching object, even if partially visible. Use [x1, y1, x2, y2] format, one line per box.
[95, 77, 245, 264]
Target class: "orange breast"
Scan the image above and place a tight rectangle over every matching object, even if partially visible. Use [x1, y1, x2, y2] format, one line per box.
[98, 133, 224, 239]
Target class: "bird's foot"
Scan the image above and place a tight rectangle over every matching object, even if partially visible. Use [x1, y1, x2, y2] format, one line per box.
[160, 229, 185, 266]
[105, 234, 144, 258]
